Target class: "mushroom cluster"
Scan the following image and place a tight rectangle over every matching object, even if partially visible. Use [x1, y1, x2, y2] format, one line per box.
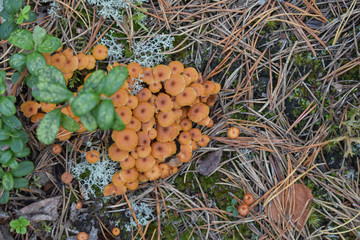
[103, 61, 220, 197]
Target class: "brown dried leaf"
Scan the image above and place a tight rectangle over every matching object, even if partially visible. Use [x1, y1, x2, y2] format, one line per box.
[167, 157, 183, 167]
[198, 149, 223, 176]
[19, 197, 61, 222]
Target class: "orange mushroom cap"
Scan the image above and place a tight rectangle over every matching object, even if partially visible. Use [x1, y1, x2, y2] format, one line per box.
[179, 118, 192, 131]
[62, 48, 73, 58]
[173, 109, 183, 120]
[182, 74, 192, 87]
[115, 129, 139, 151]
[111, 130, 120, 141]
[30, 112, 45, 123]
[50, 53, 66, 70]
[189, 128, 202, 142]
[143, 67, 155, 84]
[141, 117, 155, 131]
[138, 172, 149, 182]
[126, 95, 139, 109]
[41, 53, 52, 65]
[125, 116, 142, 132]
[126, 180, 139, 190]
[20, 101, 41, 118]
[77, 52, 89, 70]
[159, 163, 171, 179]
[109, 143, 129, 162]
[197, 134, 210, 147]
[52, 144, 62, 155]
[190, 83, 206, 96]
[175, 87, 197, 107]
[112, 227, 120, 236]
[77, 232, 89, 240]
[133, 102, 155, 122]
[177, 144, 193, 163]
[187, 103, 209, 123]
[114, 184, 127, 196]
[127, 62, 143, 78]
[156, 93, 173, 112]
[92, 44, 108, 60]
[206, 95, 217, 107]
[115, 106, 132, 125]
[157, 111, 176, 127]
[156, 124, 181, 143]
[194, 72, 203, 84]
[56, 127, 72, 141]
[164, 74, 186, 96]
[207, 119, 214, 128]
[203, 81, 217, 96]
[153, 64, 171, 82]
[86, 150, 100, 163]
[136, 145, 152, 158]
[183, 67, 198, 83]
[238, 204, 250, 217]
[198, 116, 211, 126]
[135, 155, 156, 172]
[168, 61, 184, 74]
[61, 171, 73, 184]
[136, 88, 152, 102]
[178, 131, 192, 145]
[111, 89, 129, 107]
[103, 183, 116, 197]
[144, 164, 162, 181]
[86, 55, 96, 70]
[151, 142, 172, 160]
[190, 140, 197, 151]
[244, 193, 255, 205]
[148, 128, 157, 140]
[112, 172, 126, 186]
[120, 168, 139, 182]
[120, 155, 136, 170]
[213, 83, 221, 94]
[227, 127, 240, 139]
[137, 131, 151, 146]
[149, 82, 162, 93]
[170, 166, 178, 175]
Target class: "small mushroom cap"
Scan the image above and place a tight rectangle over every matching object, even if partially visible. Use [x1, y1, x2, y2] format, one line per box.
[198, 116, 211, 126]
[92, 44, 108, 60]
[126, 95, 139, 109]
[115, 129, 139, 151]
[149, 82, 162, 93]
[62, 48, 74, 58]
[20, 101, 41, 118]
[103, 183, 116, 197]
[115, 106, 132, 124]
[64, 72, 73, 82]
[190, 83, 206, 96]
[133, 102, 155, 122]
[153, 65, 171, 82]
[76, 52, 89, 70]
[111, 89, 129, 107]
[136, 88, 152, 102]
[86, 55, 96, 70]
[183, 67, 198, 83]
[164, 74, 186, 96]
[137, 145, 152, 158]
[112, 227, 120, 236]
[156, 124, 181, 143]
[62, 55, 78, 73]
[41, 53, 52, 65]
[173, 109, 183, 120]
[151, 142, 172, 160]
[167, 140, 177, 155]
[190, 140, 197, 151]
[180, 118, 192, 131]
[157, 111, 176, 127]
[178, 131, 192, 145]
[213, 83, 221, 94]
[114, 184, 127, 196]
[112, 172, 126, 186]
[120, 155, 136, 170]
[177, 144, 193, 163]
[147, 94, 157, 107]
[136, 155, 156, 172]
[141, 117, 155, 131]
[77, 232, 90, 240]
[56, 127, 72, 141]
[244, 193, 255, 205]
[138, 172, 149, 182]
[159, 163, 171, 179]
[203, 81, 217, 95]
[73, 117, 86, 133]
[175, 87, 197, 107]
[189, 128, 202, 142]
[125, 116, 142, 132]
[39, 102, 56, 113]
[85, 150, 100, 163]
[30, 113, 45, 123]
[50, 53, 66, 70]
[137, 131, 151, 146]
[126, 180, 139, 190]
[188, 103, 209, 123]
[144, 164, 162, 181]
[61, 172, 73, 184]
[143, 67, 155, 84]
[238, 204, 250, 217]
[111, 130, 120, 141]
[148, 128, 157, 140]
[207, 119, 214, 128]
[197, 134, 210, 147]
[194, 72, 203, 84]
[127, 62, 144, 78]
[52, 144, 62, 155]
[168, 61, 184, 74]
[206, 94, 217, 107]
[156, 93, 173, 112]
[170, 166, 178, 175]
[120, 168, 139, 182]
[108, 145, 130, 161]
[227, 127, 240, 139]
[182, 74, 192, 86]
[107, 61, 120, 72]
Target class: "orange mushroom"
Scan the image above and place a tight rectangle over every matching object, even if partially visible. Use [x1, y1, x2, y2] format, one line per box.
[136, 145, 152, 158]
[127, 62, 143, 78]
[112, 227, 120, 236]
[77, 232, 89, 240]
[115, 129, 138, 151]
[137, 131, 151, 146]
[61, 172, 73, 184]
[187, 103, 209, 123]
[177, 144, 192, 163]
[125, 116, 142, 132]
[92, 44, 108, 60]
[126, 95, 139, 109]
[141, 117, 155, 131]
[203, 81, 217, 96]
[50, 53, 66, 70]
[76, 52, 89, 70]
[108, 143, 129, 162]
[85, 150, 100, 163]
[144, 164, 162, 181]
[120, 168, 139, 182]
[148, 128, 157, 140]
[168, 61, 184, 74]
[156, 93, 173, 112]
[227, 127, 240, 139]
[111, 89, 129, 107]
[189, 128, 202, 142]
[156, 124, 181, 143]
[159, 163, 171, 179]
[136, 88, 152, 102]
[86, 55, 96, 70]
[133, 102, 155, 122]
[143, 67, 154, 84]
[112, 172, 126, 186]
[244, 193, 255, 205]
[62, 48, 73, 58]
[149, 82, 162, 93]
[135, 155, 156, 172]
[164, 74, 186, 96]
[120, 155, 136, 170]
[52, 144, 62, 155]
[190, 83, 205, 96]
[153, 65, 171, 82]
[175, 87, 197, 107]
[183, 67, 198, 83]
[62, 55, 79, 73]
[178, 131, 192, 145]
[20, 101, 41, 118]
[157, 111, 176, 127]
[115, 106, 132, 125]
[126, 180, 139, 190]
[30, 113, 45, 123]
[238, 204, 250, 217]
[197, 134, 210, 147]
[180, 118, 192, 131]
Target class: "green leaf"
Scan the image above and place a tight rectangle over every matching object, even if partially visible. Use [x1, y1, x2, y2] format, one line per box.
[0, 150, 13, 165]
[0, 168, 5, 179]
[10, 138, 23, 153]
[22, 6, 31, 14]
[13, 178, 29, 189]
[17, 130, 28, 144]
[0, 21, 18, 40]
[97, 100, 115, 130]
[26, 51, 47, 76]
[226, 206, 234, 212]
[2, 172, 14, 191]
[36, 109, 61, 145]
[2, 115, 22, 130]
[70, 91, 99, 116]
[231, 198, 237, 206]
[4, 0, 22, 14]
[37, 35, 62, 53]
[0, 96, 16, 116]
[60, 113, 80, 132]
[7, 159, 19, 170]
[0, 129, 11, 141]
[37, 65, 66, 87]
[0, 188, 9, 204]
[9, 53, 27, 72]
[11, 161, 34, 177]
[19, 226, 27, 235]
[16, 15, 24, 25]
[112, 113, 125, 131]
[83, 70, 106, 91]
[1, 9, 15, 22]
[14, 147, 30, 158]
[8, 29, 35, 51]
[23, 11, 36, 23]
[25, 75, 38, 89]
[19, 216, 30, 226]
[10, 220, 20, 228]
[80, 113, 97, 132]
[102, 66, 128, 96]
[32, 82, 73, 104]
[33, 26, 47, 46]
[11, 71, 21, 84]
[232, 209, 238, 217]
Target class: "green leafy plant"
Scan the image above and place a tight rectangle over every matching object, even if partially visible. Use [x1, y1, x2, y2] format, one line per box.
[226, 198, 239, 217]
[0, 0, 36, 39]
[0, 71, 35, 204]
[10, 216, 30, 235]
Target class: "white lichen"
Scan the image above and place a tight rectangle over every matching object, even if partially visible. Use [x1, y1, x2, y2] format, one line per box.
[128, 74, 144, 95]
[99, 30, 124, 62]
[117, 201, 154, 231]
